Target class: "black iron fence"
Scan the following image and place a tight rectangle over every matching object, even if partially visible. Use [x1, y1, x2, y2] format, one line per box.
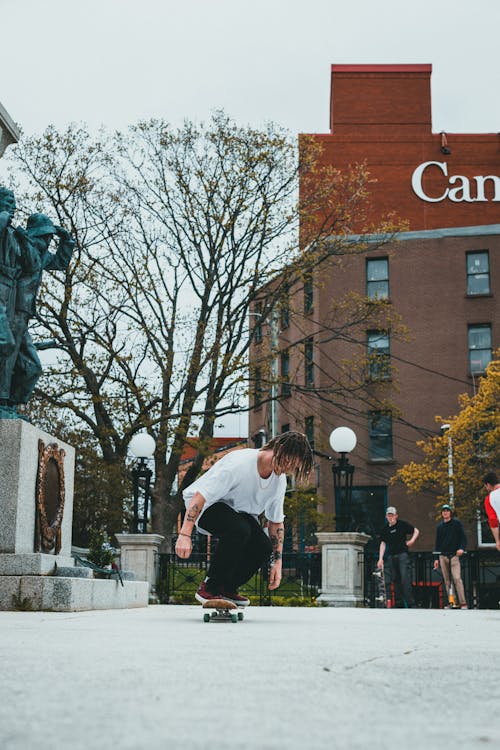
[156, 551, 321, 605]
[364, 550, 500, 609]
[157, 549, 500, 608]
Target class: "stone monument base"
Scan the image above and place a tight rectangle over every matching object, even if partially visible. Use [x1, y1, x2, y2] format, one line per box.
[0, 419, 150, 611]
[0, 574, 149, 611]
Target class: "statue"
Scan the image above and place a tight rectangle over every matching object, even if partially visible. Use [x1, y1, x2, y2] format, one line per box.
[0, 188, 75, 418]
[0, 188, 22, 360]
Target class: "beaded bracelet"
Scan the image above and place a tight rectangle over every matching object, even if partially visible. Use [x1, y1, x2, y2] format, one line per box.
[178, 533, 192, 540]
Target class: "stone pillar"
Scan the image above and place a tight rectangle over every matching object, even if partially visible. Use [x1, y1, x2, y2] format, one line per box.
[316, 532, 371, 607]
[115, 533, 164, 603]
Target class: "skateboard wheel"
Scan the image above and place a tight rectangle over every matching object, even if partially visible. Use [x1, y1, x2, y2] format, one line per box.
[231, 613, 238, 623]
[237, 611, 244, 621]
[203, 613, 210, 623]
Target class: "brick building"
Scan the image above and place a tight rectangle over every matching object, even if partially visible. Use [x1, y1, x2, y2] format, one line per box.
[249, 65, 499, 550]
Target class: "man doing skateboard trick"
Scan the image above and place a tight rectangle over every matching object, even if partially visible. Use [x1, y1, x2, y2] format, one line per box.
[175, 431, 313, 606]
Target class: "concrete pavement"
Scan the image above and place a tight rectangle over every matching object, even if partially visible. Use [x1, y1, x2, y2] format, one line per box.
[0, 605, 498, 750]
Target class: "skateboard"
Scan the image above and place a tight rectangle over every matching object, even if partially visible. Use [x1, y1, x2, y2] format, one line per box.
[202, 598, 244, 623]
[372, 569, 388, 608]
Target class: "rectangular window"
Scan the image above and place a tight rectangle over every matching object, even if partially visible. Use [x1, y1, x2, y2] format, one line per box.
[253, 367, 262, 406]
[369, 412, 393, 460]
[304, 272, 313, 314]
[305, 416, 315, 451]
[281, 423, 290, 433]
[366, 258, 389, 300]
[367, 330, 390, 380]
[281, 350, 291, 397]
[468, 324, 492, 374]
[280, 285, 290, 330]
[466, 251, 490, 295]
[305, 338, 314, 387]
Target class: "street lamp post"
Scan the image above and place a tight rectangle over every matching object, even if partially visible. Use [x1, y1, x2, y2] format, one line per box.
[329, 427, 357, 533]
[440, 423, 454, 507]
[130, 433, 156, 534]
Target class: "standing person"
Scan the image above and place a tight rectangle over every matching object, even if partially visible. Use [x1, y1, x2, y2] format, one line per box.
[175, 431, 313, 605]
[377, 507, 419, 608]
[483, 472, 500, 552]
[433, 504, 468, 609]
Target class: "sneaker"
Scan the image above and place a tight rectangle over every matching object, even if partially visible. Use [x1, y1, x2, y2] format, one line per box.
[221, 588, 250, 607]
[195, 582, 222, 605]
[460, 604, 468, 610]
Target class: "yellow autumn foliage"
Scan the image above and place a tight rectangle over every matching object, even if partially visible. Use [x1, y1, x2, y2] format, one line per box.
[394, 353, 500, 520]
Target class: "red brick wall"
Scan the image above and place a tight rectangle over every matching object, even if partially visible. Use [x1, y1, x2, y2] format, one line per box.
[311, 65, 500, 232]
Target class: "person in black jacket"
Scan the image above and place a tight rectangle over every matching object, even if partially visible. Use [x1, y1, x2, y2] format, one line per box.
[433, 504, 468, 609]
[378, 506, 419, 608]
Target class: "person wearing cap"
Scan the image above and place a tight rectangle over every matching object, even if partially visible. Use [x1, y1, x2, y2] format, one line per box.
[483, 472, 500, 552]
[377, 507, 419, 608]
[433, 504, 467, 609]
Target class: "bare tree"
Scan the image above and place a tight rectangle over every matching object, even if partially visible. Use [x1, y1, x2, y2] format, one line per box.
[5, 114, 400, 547]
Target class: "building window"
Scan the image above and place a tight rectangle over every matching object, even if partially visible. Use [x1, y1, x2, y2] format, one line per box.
[253, 367, 262, 406]
[281, 423, 290, 433]
[281, 350, 291, 397]
[280, 285, 290, 330]
[305, 338, 314, 386]
[305, 416, 315, 450]
[304, 272, 313, 314]
[253, 301, 263, 343]
[466, 251, 490, 295]
[369, 412, 393, 460]
[366, 258, 389, 300]
[468, 324, 492, 374]
[367, 330, 390, 380]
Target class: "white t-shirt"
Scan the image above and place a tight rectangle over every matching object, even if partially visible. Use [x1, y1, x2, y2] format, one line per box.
[182, 448, 286, 533]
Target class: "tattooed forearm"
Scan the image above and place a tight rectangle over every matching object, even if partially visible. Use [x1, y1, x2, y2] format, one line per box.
[268, 523, 284, 555]
[180, 493, 206, 535]
[186, 503, 201, 523]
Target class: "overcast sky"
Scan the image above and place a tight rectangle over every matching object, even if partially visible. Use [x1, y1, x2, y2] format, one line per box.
[2, 0, 499, 437]
[1, 0, 500, 138]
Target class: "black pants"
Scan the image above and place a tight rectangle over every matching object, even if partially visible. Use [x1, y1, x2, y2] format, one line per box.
[386, 552, 416, 607]
[198, 502, 272, 591]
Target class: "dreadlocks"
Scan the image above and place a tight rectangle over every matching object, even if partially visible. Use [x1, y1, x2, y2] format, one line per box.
[262, 431, 313, 484]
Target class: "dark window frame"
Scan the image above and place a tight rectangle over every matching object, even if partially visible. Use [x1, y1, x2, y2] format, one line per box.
[366, 257, 389, 300]
[368, 411, 393, 461]
[281, 349, 291, 397]
[468, 324, 492, 375]
[305, 338, 314, 387]
[304, 272, 314, 315]
[367, 329, 391, 380]
[466, 250, 490, 296]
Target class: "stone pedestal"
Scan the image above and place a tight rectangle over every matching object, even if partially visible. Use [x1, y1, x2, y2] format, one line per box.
[0, 420, 149, 611]
[316, 532, 371, 607]
[0, 420, 75, 556]
[115, 534, 164, 603]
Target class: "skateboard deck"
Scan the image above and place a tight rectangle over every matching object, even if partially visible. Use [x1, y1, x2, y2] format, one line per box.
[372, 569, 388, 608]
[202, 598, 244, 623]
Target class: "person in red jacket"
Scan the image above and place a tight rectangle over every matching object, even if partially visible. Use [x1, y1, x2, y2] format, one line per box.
[483, 472, 500, 552]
